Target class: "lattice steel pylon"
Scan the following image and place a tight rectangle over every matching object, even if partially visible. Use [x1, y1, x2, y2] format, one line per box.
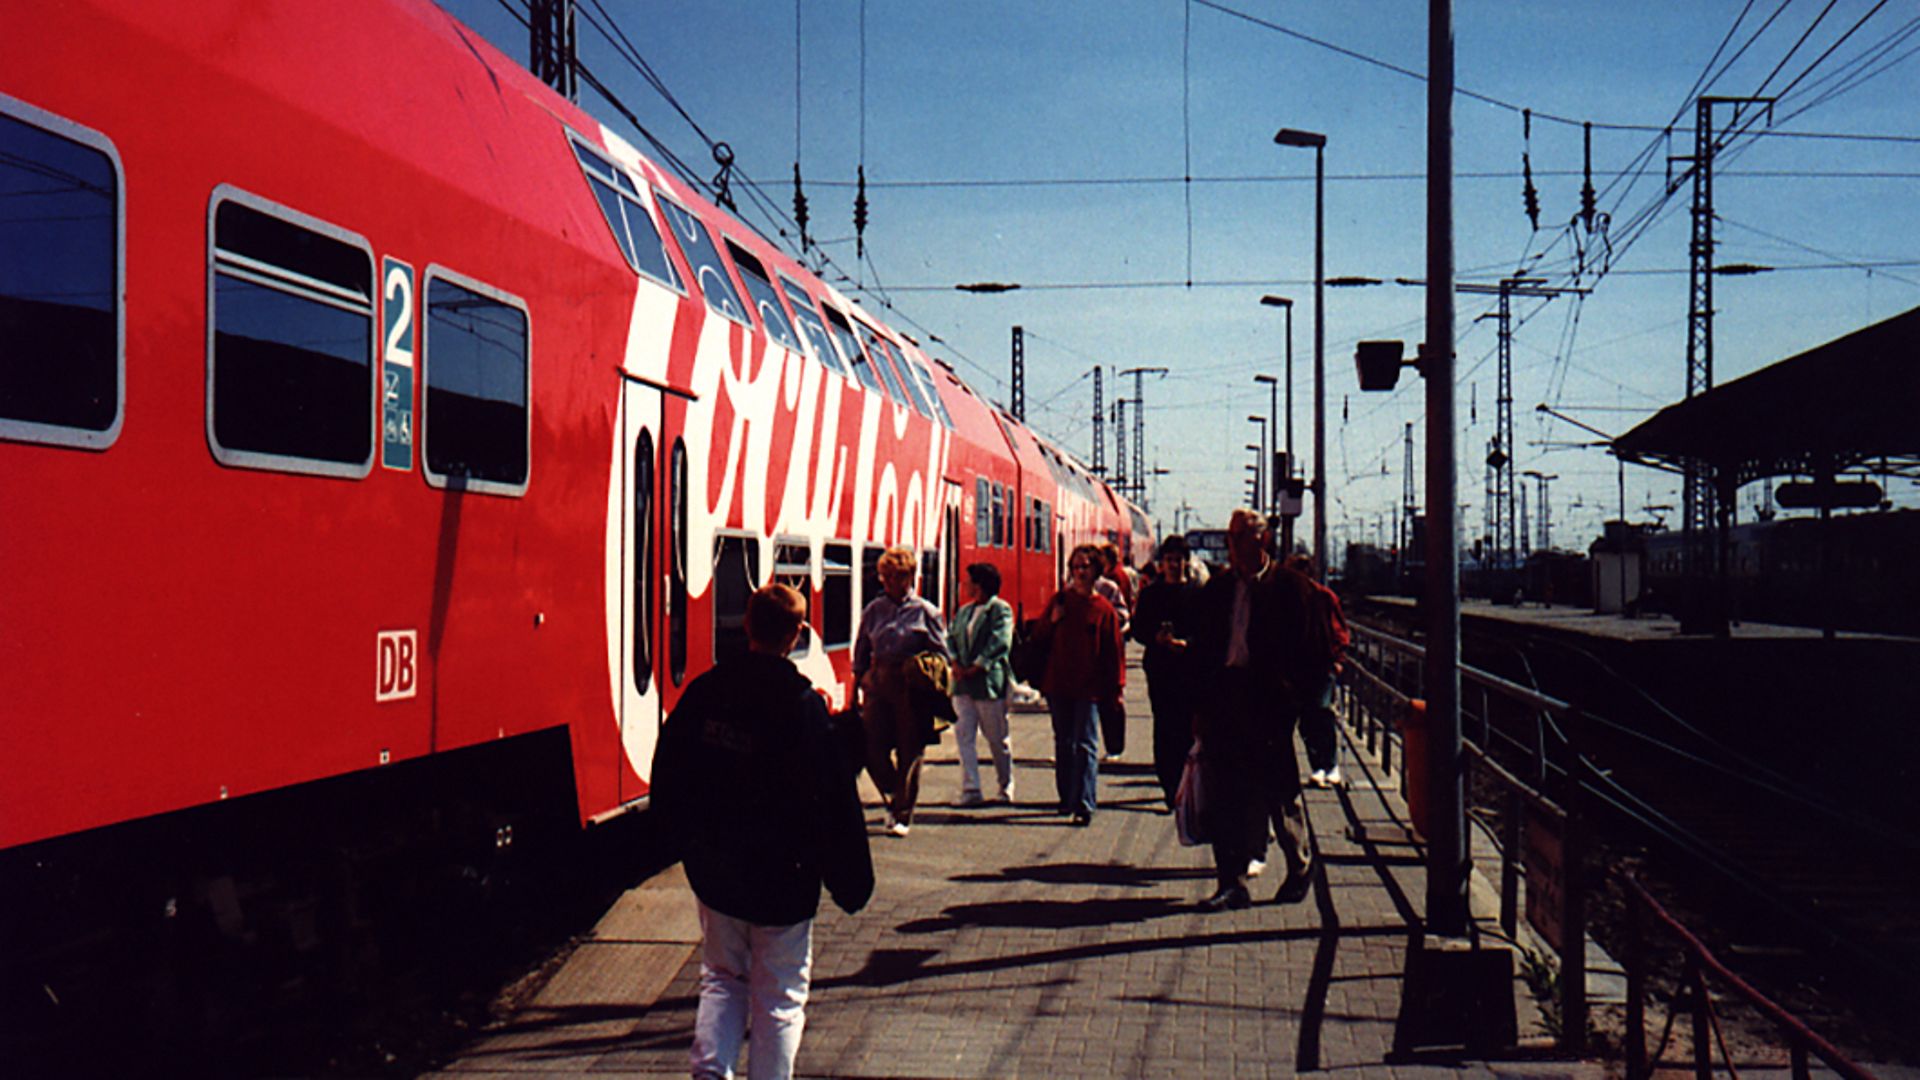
[1010, 326, 1025, 422]
[1119, 366, 1167, 506]
[1091, 366, 1105, 476]
[528, 0, 577, 101]
[1676, 95, 1771, 630]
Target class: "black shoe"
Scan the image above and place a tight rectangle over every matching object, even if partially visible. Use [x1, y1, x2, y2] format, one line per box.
[1197, 886, 1252, 912]
[1071, 810, 1093, 827]
[1274, 867, 1315, 904]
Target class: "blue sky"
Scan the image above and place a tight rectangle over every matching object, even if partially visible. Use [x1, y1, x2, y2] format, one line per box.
[441, 0, 1920, 551]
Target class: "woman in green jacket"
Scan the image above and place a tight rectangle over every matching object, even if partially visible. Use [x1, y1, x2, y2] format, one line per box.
[947, 562, 1016, 805]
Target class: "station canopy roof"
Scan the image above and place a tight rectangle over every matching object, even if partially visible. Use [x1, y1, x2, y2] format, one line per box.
[1614, 304, 1920, 483]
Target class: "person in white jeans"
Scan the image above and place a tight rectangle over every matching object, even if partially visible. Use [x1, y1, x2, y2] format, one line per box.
[946, 563, 1016, 805]
[690, 908, 812, 1080]
[650, 584, 873, 1080]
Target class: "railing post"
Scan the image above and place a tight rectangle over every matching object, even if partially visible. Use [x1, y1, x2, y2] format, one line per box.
[1690, 954, 1711, 1079]
[1559, 738, 1589, 1055]
[1791, 1043, 1811, 1080]
[1625, 876, 1647, 1080]
[1500, 786, 1521, 938]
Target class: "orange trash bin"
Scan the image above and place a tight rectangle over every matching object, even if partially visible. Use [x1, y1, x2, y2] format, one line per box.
[1402, 698, 1429, 839]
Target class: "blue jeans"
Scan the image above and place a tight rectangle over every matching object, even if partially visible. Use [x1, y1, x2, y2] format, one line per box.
[1048, 697, 1100, 816]
[691, 901, 812, 1079]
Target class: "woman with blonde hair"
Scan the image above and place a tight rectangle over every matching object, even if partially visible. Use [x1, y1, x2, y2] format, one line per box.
[852, 546, 950, 836]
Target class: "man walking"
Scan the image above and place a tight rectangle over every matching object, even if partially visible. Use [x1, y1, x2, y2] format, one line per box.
[1191, 509, 1316, 911]
[652, 583, 874, 1080]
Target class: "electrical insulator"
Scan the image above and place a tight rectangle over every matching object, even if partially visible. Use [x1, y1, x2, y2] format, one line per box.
[853, 165, 869, 259]
[1580, 121, 1597, 232]
[1522, 155, 1540, 231]
[792, 163, 810, 251]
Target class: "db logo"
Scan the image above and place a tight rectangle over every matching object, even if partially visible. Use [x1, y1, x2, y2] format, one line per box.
[376, 629, 418, 702]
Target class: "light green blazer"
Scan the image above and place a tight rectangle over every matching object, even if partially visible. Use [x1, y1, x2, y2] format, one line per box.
[946, 596, 1014, 700]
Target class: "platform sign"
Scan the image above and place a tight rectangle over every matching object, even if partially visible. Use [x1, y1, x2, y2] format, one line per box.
[381, 258, 416, 471]
[1524, 808, 1566, 953]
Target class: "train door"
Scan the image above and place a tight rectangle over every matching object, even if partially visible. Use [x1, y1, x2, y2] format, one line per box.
[942, 483, 962, 618]
[619, 378, 663, 801]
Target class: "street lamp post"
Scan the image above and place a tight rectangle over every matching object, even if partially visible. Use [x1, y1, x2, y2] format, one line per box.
[1274, 128, 1326, 581]
[1251, 413, 1267, 511]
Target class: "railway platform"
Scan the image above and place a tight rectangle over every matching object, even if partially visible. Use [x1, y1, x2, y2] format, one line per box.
[428, 650, 1602, 1079]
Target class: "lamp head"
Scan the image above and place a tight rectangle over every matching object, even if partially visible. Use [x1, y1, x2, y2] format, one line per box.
[1273, 128, 1327, 149]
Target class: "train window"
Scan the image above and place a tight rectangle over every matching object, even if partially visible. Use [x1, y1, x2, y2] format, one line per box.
[903, 353, 955, 428]
[822, 307, 882, 395]
[975, 477, 991, 546]
[209, 189, 374, 477]
[724, 242, 797, 352]
[774, 540, 813, 656]
[778, 276, 847, 378]
[857, 323, 915, 409]
[991, 482, 1007, 547]
[822, 542, 853, 649]
[888, 341, 947, 426]
[654, 194, 749, 328]
[669, 438, 689, 684]
[632, 428, 654, 694]
[712, 534, 762, 667]
[569, 137, 680, 291]
[0, 101, 122, 449]
[422, 268, 529, 494]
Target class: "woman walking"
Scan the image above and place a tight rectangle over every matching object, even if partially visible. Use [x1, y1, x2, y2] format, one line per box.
[946, 563, 1016, 806]
[853, 547, 950, 837]
[1034, 544, 1125, 826]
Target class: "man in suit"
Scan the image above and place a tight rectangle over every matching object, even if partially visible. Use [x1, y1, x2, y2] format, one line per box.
[1190, 508, 1317, 911]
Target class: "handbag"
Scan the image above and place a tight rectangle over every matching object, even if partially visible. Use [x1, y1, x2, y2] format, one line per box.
[1173, 738, 1208, 847]
[1009, 622, 1050, 686]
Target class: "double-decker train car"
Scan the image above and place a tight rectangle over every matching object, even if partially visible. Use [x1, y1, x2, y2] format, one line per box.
[0, 0, 1150, 974]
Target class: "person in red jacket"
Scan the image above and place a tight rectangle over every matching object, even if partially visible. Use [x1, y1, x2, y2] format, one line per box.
[1035, 543, 1125, 825]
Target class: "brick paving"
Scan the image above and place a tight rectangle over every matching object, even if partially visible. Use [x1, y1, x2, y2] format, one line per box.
[435, 649, 1605, 1078]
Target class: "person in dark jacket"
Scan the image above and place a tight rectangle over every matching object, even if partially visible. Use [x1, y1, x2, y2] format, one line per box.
[1286, 553, 1348, 788]
[1190, 509, 1317, 911]
[1035, 543, 1125, 825]
[1130, 534, 1205, 809]
[651, 583, 873, 1080]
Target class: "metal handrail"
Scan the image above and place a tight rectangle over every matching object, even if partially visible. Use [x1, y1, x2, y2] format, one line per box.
[1339, 617, 1590, 1053]
[1624, 874, 1878, 1080]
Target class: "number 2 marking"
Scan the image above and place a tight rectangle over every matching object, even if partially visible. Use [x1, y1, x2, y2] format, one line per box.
[384, 264, 414, 368]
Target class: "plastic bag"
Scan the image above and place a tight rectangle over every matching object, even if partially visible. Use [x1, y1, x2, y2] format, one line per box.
[1174, 739, 1207, 847]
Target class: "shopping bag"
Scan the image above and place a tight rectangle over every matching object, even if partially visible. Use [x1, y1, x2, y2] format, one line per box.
[1173, 739, 1208, 847]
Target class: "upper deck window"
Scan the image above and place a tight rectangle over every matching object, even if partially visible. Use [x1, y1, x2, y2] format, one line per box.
[570, 138, 680, 291]
[865, 330, 931, 418]
[903, 352, 955, 428]
[778, 276, 847, 378]
[822, 307, 881, 395]
[422, 269, 529, 494]
[856, 323, 913, 407]
[0, 99, 122, 448]
[655, 194, 749, 328]
[209, 189, 374, 476]
[724, 242, 797, 352]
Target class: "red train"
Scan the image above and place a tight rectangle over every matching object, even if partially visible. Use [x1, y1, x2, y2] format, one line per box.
[1, 1, 1149, 867]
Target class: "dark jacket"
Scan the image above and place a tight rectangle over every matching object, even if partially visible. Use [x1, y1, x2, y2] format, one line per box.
[650, 651, 874, 925]
[1191, 561, 1315, 713]
[1130, 576, 1203, 684]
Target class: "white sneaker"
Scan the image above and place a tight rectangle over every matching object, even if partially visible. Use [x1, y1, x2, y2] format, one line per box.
[882, 808, 899, 831]
[1308, 769, 1329, 789]
[1247, 858, 1267, 879]
[888, 821, 911, 837]
[1324, 766, 1342, 788]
